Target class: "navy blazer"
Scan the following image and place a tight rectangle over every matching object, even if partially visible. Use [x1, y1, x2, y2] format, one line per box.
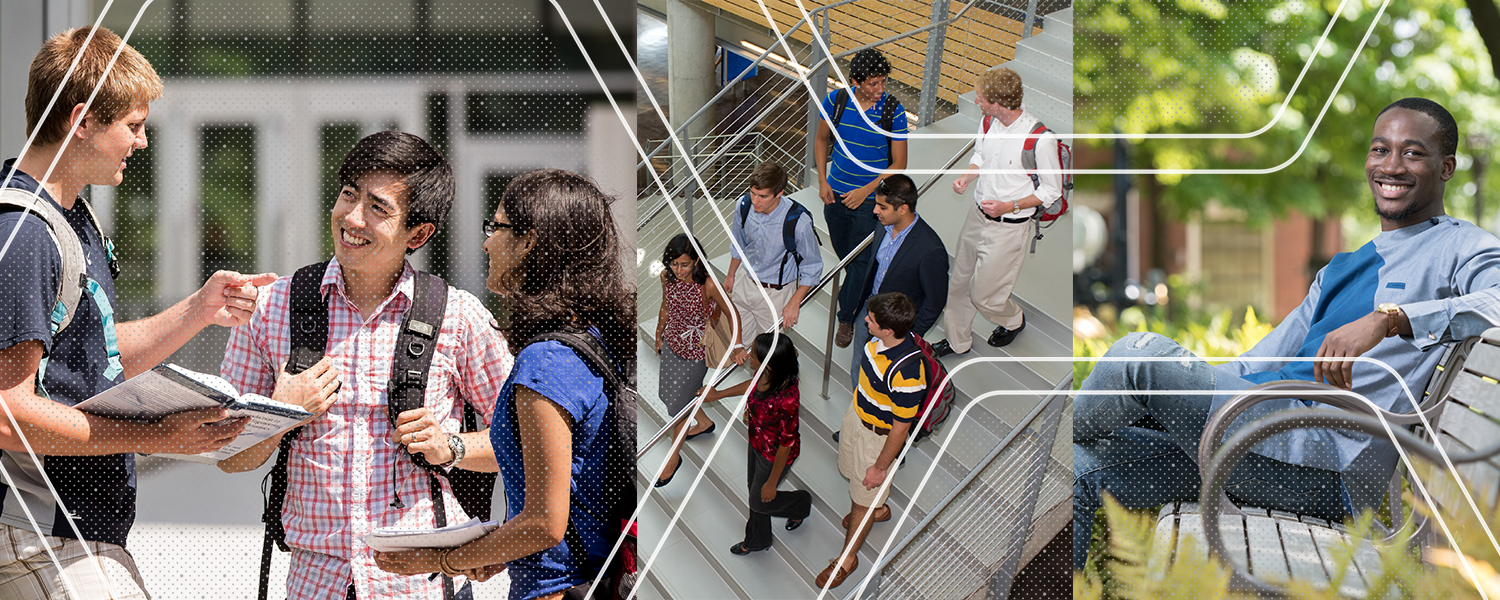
[855, 216, 950, 336]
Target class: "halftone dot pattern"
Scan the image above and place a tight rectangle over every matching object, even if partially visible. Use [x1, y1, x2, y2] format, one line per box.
[1, 1, 636, 599]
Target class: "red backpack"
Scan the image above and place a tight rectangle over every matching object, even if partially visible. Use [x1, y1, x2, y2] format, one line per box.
[885, 334, 957, 443]
[982, 116, 1073, 253]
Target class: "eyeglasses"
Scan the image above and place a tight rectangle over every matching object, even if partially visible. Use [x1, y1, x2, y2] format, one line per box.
[483, 219, 515, 237]
[669, 261, 696, 270]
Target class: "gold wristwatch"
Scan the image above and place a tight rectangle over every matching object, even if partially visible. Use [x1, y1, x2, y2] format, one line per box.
[1376, 303, 1402, 338]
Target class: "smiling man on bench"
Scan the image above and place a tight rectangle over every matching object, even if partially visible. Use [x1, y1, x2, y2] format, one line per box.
[1071, 97, 1500, 571]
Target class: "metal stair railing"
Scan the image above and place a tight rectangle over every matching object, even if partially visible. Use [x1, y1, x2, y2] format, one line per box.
[845, 381, 1072, 600]
[637, 0, 1034, 233]
[637, 223, 871, 460]
[639, 135, 975, 460]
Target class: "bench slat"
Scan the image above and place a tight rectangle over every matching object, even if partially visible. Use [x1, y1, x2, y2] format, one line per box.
[1277, 520, 1332, 584]
[1306, 524, 1368, 597]
[1459, 341, 1500, 380]
[1176, 510, 1211, 564]
[1244, 515, 1292, 583]
[1438, 402, 1500, 454]
[1221, 514, 1250, 574]
[1444, 370, 1500, 414]
[1436, 433, 1500, 507]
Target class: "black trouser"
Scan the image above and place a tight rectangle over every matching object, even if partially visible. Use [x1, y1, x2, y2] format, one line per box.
[744, 447, 812, 549]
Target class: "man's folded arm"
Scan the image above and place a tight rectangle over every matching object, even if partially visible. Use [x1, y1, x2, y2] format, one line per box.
[1401, 247, 1500, 349]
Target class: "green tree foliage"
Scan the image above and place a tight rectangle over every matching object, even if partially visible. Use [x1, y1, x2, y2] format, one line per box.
[1075, 0, 1500, 225]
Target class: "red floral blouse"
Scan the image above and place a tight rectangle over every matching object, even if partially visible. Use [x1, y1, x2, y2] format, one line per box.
[747, 383, 801, 464]
[661, 277, 711, 360]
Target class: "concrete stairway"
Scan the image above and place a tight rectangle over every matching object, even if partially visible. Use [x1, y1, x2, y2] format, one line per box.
[634, 8, 1072, 599]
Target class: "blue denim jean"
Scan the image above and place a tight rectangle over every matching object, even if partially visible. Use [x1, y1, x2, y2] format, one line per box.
[1072, 333, 1351, 570]
[825, 195, 878, 325]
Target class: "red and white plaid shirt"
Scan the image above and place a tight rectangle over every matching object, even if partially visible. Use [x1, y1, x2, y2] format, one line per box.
[222, 259, 512, 600]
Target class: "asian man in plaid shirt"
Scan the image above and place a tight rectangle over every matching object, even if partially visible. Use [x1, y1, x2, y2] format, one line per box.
[218, 132, 512, 600]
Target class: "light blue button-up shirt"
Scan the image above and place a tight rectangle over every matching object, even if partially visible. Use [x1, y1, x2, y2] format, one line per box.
[870, 214, 920, 295]
[1212, 216, 1500, 510]
[730, 195, 823, 288]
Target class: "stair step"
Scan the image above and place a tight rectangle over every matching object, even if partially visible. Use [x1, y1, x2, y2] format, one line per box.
[637, 493, 740, 599]
[1013, 30, 1073, 82]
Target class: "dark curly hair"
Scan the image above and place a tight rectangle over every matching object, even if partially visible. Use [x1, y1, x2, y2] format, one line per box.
[493, 169, 635, 359]
[662, 233, 709, 285]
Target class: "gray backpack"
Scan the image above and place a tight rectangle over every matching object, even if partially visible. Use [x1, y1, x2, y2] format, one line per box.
[0, 188, 115, 336]
[0, 187, 123, 389]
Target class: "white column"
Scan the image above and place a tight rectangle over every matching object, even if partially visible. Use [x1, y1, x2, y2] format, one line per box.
[666, 0, 717, 144]
[447, 85, 484, 295]
[89, 185, 113, 234]
[587, 102, 638, 282]
[155, 113, 200, 305]
[257, 104, 320, 275]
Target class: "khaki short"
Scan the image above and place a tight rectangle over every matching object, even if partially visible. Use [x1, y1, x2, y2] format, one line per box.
[0, 523, 150, 600]
[837, 403, 894, 509]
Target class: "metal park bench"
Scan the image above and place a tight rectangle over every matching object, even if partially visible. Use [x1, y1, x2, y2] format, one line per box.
[1153, 328, 1500, 596]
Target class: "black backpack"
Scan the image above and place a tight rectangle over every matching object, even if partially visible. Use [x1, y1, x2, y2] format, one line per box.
[523, 331, 637, 600]
[830, 88, 901, 163]
[258, 262, 494, 600]
[736, 196, 821, 288]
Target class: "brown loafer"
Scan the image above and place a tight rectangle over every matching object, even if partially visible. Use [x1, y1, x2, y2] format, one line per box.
[834, 321, 855, 348]
[815, 558, 858, 589]
[842, 505, 891, 529]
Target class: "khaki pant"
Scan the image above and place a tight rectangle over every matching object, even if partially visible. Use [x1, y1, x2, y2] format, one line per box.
[0, 523, 150, 600]
[838, 404, 894, 509]
[941, 204, 1028, 353]
[730, 281, 796, 344]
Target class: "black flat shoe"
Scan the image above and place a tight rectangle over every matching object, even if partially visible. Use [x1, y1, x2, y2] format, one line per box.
[785, 517, 805, 531]
[653, 457, 680, 488]
[987, 317, 1025, 348]
[684, 421, 717, 441]
[730, 541, 770, 555]
[931, 339, 968, 357]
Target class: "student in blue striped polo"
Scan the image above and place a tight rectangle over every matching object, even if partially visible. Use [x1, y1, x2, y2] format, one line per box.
[815, 49, 910, 350]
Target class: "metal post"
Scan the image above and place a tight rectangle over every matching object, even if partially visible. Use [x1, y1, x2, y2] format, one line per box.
[805, 11, 831, 187]
[1022, 0, 1039, 38]
[683, 174, 697, 235]
[918, 0, 952, 127]
[820, 270, 841, 399]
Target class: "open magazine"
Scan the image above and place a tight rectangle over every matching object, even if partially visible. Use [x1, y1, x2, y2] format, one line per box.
[73, 364, 313, 464]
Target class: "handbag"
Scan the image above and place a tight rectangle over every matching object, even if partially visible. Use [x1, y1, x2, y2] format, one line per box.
[700, 300, 736, 367]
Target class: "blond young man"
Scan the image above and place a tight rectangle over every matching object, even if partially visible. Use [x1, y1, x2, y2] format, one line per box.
[933, 68, 1063, 356]
[0, 28, 284, 599]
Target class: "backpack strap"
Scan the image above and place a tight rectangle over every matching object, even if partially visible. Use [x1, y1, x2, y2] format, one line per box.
[879, 94, 900, 163]
[776, 202, 810, 288]
[0, 189, 86, 336]
[831, 88, 849, 128]
[387, 272, 459, 599]
[884, 348, 925, 385]
[75, 197, 120, 280]
[1020, 122, 1050, 191]
[260, 262, 328, 600]
[387, 271, 448, 472]
[526, 330, 635, 577]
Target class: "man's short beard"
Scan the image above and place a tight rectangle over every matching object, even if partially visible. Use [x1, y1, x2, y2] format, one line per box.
[1374, 198, 1420, 222]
